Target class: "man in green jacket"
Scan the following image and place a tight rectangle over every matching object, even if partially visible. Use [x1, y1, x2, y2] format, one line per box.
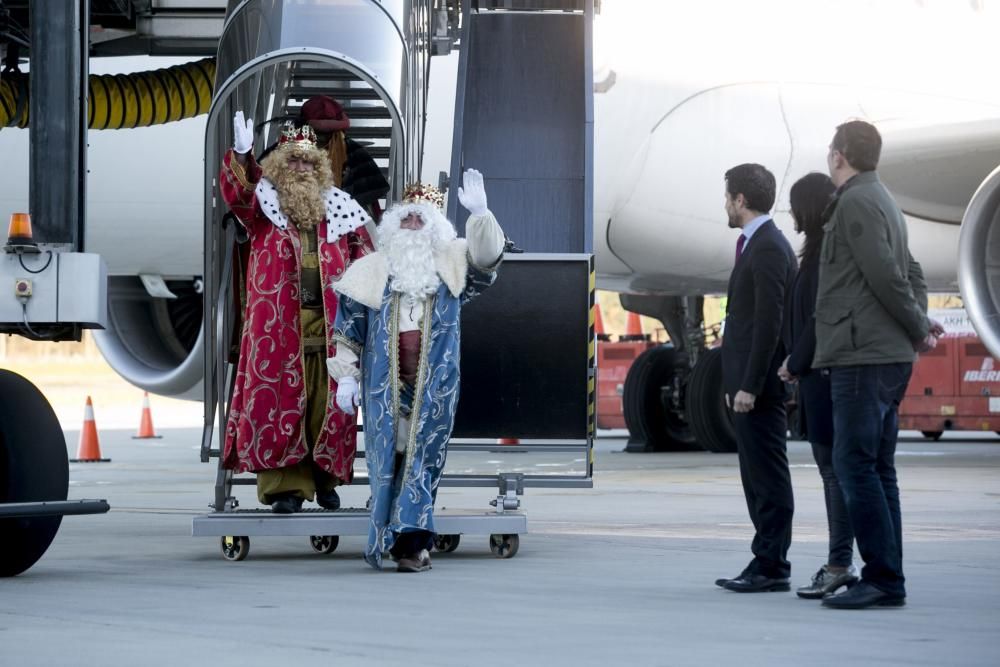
[814, 120, 944, 609]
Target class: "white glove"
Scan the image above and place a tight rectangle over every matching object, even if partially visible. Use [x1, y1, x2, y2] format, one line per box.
[335, 376, 360, 415]
[233, 111, 254, 154]
[457, 168, 489, 217]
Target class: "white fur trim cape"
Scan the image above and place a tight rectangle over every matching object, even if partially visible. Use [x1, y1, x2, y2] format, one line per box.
[254, 177, 370, 242]
[332, 239, 470, 310]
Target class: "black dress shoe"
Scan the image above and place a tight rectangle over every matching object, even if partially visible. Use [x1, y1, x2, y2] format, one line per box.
[716, 564, 755, 588]
[821, 581, 905, 609]
[271, 494, 303, 514]
[316, 488, 341, 511]
[723, 574, 791, 593]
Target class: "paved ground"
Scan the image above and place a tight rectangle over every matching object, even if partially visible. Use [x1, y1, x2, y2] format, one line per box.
[2, 428, 999, 666]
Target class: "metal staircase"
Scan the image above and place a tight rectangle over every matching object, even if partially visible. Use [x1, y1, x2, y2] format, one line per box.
[281, 61, 394, 176]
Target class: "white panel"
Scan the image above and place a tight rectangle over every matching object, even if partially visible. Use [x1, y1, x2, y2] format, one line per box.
[57, 252, 108, 328]
[0, 251, 58, 323]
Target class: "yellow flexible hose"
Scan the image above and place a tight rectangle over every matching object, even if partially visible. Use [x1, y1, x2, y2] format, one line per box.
[0, 57, 216, 129]
[0, 71, 28, 128]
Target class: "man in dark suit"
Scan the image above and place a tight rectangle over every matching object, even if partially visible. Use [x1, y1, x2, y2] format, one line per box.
[716, 163, 798, 592]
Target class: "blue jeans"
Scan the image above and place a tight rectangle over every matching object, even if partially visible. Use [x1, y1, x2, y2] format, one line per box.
[830, 363, 912, 597]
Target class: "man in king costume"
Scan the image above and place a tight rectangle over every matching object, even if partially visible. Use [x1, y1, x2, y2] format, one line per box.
[220, 111, 375, 513]
[327, 169, 505, 571]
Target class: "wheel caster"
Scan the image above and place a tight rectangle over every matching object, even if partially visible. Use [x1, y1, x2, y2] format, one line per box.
[433, 534, 460, 553]
[309, 535, 339, 555]
[489, 533, 519, 558]
[220, 535, 249, 561]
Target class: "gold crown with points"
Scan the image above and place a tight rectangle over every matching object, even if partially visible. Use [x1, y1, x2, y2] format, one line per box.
[402, 182, 445, 209]
[277, 121, 318, 148]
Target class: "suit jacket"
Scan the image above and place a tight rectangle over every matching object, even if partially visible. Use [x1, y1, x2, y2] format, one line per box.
[722, 219, 797, 401]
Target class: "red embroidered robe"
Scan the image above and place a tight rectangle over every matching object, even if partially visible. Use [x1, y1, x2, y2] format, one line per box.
[219, 149, 373, 479]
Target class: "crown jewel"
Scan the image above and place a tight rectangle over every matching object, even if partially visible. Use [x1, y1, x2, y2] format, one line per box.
[277, 121, 318, 148]
[402, 183, 445, 209]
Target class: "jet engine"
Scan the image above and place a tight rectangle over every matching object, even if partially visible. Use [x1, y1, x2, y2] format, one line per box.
[959, 166, 1000, 359]
[93, 277, 204, 399]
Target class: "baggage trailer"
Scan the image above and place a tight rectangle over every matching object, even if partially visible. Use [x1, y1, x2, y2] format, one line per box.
[900, 308, 1000, 440]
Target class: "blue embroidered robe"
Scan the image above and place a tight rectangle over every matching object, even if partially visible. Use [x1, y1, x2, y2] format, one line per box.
[333, 251, 498, 568]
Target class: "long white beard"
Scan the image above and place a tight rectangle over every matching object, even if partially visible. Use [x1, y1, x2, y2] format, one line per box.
[382, 225, 441, 301]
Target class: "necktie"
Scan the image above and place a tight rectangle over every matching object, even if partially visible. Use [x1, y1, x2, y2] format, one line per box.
[735, 234, 746, 262]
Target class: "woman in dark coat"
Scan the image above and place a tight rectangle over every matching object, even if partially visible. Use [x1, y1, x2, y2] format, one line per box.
[779, 172, 858, 599]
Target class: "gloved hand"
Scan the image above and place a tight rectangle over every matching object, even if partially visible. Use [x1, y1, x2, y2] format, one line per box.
[233, 111, 254, 154]
[457, 168, 489, 217]
[335, 376, 360, 415]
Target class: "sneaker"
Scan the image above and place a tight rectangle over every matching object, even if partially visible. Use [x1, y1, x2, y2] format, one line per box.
[397, 549, 432, 573]
[796, 564, 859, 599]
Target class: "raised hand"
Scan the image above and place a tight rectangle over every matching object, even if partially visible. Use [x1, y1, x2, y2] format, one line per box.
[457, 168, 488, 217]
[233, 111, 255, 154]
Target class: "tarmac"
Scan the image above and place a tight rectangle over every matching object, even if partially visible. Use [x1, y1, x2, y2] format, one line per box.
[2, 427, 999, 666]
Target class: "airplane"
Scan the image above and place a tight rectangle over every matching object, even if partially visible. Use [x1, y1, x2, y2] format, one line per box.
[0, 0, 998, 455]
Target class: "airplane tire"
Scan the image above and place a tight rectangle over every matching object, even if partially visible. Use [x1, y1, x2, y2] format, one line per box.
[685, 348, 738, 453]
[0, 370, 69, 577]
[622, 346, 698, 451]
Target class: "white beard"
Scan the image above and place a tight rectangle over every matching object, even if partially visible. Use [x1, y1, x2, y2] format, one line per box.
[378, 202, 456, 302]
[381, 224, 441, 301]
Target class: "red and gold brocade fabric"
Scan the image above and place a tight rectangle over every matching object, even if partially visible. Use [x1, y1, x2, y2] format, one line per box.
[219, 149, 373, 481]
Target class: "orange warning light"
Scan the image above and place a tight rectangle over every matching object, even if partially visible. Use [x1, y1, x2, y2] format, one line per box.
[6, 212, 38, 252]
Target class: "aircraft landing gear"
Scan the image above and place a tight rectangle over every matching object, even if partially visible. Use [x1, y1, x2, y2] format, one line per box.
[685, 348, 737, 453]
[622, 346, 698, 452]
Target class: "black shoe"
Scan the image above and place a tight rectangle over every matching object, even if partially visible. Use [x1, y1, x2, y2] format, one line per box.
[316, 488, 341, 511]
[270, 494, 303, 514]
[397, 549, 432, 573]
[716, 564, 755, 588]
[723, 574, 791, 593]
[821, 581, 905, 609]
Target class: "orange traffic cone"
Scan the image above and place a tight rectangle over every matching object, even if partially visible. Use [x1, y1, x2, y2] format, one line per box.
[594, 304, 611, 342]
[133, 392, 162, 439]
[71, 396, 110, 462]
[621, 312, 647, 342]
[496, 438, 521, 445]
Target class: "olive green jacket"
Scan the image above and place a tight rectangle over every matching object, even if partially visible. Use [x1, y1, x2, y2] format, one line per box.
[813, 171, 929, 368]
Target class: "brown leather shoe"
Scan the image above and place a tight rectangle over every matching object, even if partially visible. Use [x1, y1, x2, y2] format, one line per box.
[396, 549, 432, 573]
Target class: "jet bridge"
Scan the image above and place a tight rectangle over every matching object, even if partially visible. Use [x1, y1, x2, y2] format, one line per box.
[194, 0, 596, 562]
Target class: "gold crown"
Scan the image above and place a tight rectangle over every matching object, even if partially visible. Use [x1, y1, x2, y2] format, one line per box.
[402, 183, 445, 209]
[277, 121, 318, 148]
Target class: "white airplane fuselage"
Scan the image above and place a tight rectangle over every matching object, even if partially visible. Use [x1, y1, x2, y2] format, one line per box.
[592, 0, 1000, 296]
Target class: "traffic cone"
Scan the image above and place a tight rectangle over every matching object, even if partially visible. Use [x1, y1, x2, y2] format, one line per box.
[496, 438, 521, 445]
[133, 392, 162, 439]
[71, 396, 110, 462]
[594, 304, 611, 342]
[620, 312, 648, 342]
